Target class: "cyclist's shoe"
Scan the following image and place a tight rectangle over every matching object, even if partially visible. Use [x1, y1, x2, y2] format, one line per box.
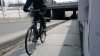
[32, 36, 39, 42]
[43, 28, 46, 32]
[43, 28, 47, 36]
[32, 38, 37, 42]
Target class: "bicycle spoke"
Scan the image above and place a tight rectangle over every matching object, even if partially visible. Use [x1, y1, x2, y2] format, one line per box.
[25, 28, 37, 55]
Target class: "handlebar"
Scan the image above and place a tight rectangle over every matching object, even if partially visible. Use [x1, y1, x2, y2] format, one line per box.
[28, 9, 41, 12]
[27, 9, 44, 15]
[33, 9, 41, 12]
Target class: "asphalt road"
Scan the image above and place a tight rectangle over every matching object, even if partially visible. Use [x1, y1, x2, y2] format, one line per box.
[0, 21, 31, 36]
[0, 20, 64, 36]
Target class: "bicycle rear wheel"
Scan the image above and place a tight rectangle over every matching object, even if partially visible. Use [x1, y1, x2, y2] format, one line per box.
[40, 29, 46, 43]
[25, 27, 36, 55]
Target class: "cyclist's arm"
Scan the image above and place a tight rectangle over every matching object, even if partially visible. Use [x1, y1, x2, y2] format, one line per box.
[24, 0, 33, 9]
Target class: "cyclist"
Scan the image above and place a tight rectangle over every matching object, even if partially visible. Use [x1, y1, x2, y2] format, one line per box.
[23, 0, 47, 40]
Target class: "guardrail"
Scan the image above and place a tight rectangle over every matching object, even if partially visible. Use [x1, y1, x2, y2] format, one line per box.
[0, 7, 29, 19]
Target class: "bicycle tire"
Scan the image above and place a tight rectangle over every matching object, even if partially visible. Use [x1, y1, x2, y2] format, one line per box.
[25, 27, 37, 55]
[40, 29, 46, 43]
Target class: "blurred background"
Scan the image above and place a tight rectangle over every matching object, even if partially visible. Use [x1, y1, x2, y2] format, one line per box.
[0, 0, 77, 19]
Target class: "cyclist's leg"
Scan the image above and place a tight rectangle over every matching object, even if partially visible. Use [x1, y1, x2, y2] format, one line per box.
[33, 12, 38, 29]
[33, 12, 39, 40]
[39, 15, 46, 30]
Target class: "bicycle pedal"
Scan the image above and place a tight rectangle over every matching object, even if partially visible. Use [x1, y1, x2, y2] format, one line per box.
[29, 38, 32, 41]
[32, 40, 37, 42]
[32, 39, 37, 42]
[44, 33, 47, 36]
[29, 39, 31, 41]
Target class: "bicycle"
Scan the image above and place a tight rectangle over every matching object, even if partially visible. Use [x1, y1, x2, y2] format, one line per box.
[25, 9, 46, 55]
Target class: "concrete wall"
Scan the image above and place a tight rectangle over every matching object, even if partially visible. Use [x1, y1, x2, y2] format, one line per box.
[89, 0, 100, 56]
[78, 0, 89, 56]
[79, 0, 100, 56]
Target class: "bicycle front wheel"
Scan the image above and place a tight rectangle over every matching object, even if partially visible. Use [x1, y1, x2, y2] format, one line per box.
[25, 27, 36, 55]
[40, 30, 46, 43]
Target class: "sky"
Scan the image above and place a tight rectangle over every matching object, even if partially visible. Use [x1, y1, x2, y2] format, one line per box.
[5, 0, 26, 4]
[5, 0, 77, 4]
[54, 0, 77, 2]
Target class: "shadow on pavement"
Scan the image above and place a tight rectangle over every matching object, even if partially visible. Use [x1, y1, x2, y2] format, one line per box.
[58, 20, 81, 56]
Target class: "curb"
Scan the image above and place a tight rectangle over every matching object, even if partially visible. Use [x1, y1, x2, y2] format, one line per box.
[0, 18, 31, 24]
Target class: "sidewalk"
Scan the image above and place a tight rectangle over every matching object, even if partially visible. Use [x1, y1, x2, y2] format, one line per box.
[4, 20, 81, 56]
[32, 20, 81, 56]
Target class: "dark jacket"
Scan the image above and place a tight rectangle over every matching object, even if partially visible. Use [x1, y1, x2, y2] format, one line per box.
[24, 0, 47, 10]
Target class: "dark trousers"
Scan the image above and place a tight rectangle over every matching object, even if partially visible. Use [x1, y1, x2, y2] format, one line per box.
[33, 11, 46, 30]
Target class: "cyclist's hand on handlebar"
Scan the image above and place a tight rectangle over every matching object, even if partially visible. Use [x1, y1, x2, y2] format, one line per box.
[34, 9, 40, 12]
[39, 12, 44, 15]
[23, 8, 30, 12]
[36, 9, 44, 15]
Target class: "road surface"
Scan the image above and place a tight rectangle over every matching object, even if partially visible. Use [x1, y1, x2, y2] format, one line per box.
[0, 20, 64, 36]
